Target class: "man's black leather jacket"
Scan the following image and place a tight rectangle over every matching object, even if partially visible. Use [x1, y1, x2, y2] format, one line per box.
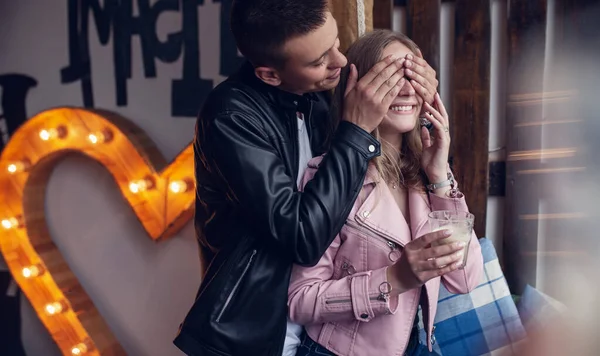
[173, 62, 380, 356]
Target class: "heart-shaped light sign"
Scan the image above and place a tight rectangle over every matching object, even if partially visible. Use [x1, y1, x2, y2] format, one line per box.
[0, 108, 195, 355]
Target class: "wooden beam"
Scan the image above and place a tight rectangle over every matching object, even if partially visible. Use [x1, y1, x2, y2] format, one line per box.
[329, 0, 374, 52]
[373, 0, 393, 29]
[451, 0, 491, 238]
[406, 0, 440, 75]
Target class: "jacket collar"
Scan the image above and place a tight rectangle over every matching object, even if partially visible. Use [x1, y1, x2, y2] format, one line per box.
[238, 61, 320, 111]
[306, 157, 430, 246]
[353, 164, 430, 246]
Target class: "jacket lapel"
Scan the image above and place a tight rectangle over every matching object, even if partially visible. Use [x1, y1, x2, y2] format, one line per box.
[352, 166, 412, 246]
[407, 188, 432, 239]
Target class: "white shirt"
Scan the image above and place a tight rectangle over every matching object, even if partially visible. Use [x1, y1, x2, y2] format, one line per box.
[295, 112, 313, 187]
[283, 112, 312, 356]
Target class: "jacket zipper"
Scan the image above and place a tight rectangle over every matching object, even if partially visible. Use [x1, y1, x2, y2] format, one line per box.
[346, 214, 427, 351]
[216, 249, 257, 322]
[345, 220, 403, 252]
[325, 296, 384, 304]
[326, 220, 400, 306]
[341, 261, 356, 275]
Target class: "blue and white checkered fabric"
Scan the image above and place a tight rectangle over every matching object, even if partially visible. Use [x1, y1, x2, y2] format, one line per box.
[417, 238, 527, 356]
[517, 284, 566, 331]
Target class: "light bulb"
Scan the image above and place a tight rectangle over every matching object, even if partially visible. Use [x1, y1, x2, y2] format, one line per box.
[71, 342, 89, 355]
[7, 163, 19, 173]
[87, 133, 100, 144]
[39, 129, 52, 141]
[169, 179, 193, 194]
[22, 264, 44, 278]
[45, 301, 66, 315]
[129, 177, 154, 194]
[87, 129, 113, 144]
[7, 159, 30, 174]
[1, 216, 21, 229]
[39, 126, 67, 141]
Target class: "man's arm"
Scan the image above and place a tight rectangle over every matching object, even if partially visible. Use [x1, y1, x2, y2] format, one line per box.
[198, 55, 406, 266]
[201, 111, 379, 266]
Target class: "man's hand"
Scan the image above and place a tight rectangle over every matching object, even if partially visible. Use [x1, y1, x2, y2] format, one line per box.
[404, 50, 438, 105]
[342, 55, 406, 133]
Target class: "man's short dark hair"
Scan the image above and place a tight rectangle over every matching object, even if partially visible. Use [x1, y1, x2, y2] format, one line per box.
[230, 0, 329, 68]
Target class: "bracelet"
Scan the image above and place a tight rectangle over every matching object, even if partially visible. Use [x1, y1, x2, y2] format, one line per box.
[426, 172, 454, 192]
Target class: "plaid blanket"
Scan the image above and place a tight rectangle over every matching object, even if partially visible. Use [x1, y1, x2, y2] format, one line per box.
[517, 284, 566, 331]
[417, 238, 527, 356]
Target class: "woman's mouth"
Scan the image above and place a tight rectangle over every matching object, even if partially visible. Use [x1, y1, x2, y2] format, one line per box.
[389, 105, 415, 114]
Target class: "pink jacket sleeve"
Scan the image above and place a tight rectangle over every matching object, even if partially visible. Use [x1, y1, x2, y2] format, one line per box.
[422, 191, 483, 294]
[287, 238, 398, 325]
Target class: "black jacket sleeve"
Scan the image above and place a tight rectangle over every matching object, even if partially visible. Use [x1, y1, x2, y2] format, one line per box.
[200, 111, 380, 266]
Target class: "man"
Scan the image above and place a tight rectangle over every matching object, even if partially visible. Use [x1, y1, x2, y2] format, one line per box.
[174, 1, 438, 355]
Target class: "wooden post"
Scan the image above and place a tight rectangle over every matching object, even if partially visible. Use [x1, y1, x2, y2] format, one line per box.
[406, 0, 441, 76]
[451, 0, 491, 238]
[373, 0, 393, 29]
[329, 0, 374, 52]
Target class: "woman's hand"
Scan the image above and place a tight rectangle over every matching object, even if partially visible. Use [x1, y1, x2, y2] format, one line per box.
[387, 229, 465, 295]
[420, 93, 451, 184]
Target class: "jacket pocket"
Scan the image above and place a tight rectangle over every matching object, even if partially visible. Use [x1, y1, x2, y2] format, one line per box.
[345, 220, 402, 262]
[324, 295, 385, 305]
[215, 249, 257, 322]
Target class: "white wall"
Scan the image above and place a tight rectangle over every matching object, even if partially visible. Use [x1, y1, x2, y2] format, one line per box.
[0, 1, 231, 355]
[393, 1, 508, 258]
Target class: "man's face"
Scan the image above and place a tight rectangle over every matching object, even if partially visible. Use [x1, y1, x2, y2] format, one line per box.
[275, 11, 348, 94]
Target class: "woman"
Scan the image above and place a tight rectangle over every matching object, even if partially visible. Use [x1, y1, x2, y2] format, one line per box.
[288, 30, 483, 356]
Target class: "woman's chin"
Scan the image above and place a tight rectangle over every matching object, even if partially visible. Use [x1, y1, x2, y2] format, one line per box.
[383, 113, 418, 132]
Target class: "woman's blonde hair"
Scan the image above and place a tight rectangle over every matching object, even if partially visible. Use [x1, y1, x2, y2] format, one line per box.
[330, 29, 427, 190]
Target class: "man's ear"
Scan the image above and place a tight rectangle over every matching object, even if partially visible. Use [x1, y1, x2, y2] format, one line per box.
[255, 66, 282, 87]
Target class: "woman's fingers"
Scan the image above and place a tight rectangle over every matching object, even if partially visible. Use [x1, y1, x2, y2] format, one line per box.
[422, 241, 465, 260]
[344, 64, 358, 97]
[434, 93, 449, 126]
[425, 111, 447, 139]
[417, 249, 464, 271]
[421, 126, 432, 148]
[424, 102, 449, 138]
